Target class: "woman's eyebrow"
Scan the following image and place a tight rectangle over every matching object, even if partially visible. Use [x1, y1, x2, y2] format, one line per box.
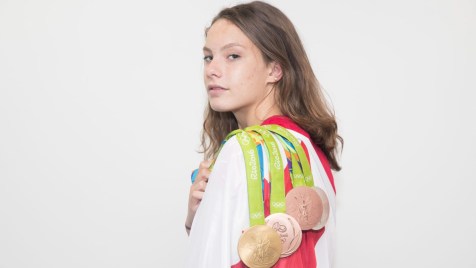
[203, 42, 245, 52]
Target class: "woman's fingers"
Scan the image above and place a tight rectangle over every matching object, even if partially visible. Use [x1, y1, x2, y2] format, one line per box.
[196, 169, 210, 182]
[188, 159, 213, 212]
[198, 161, 211, 180]
[192, 180, 207, 192]
[191, 190, 205, 200]
[194, 159, 212, 183]
[185, 159, 214, 231]
[199, 159, 212, 169]
[189, 181, 206, 211]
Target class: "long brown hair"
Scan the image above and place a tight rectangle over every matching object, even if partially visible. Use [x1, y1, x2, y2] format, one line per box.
[201, 1, 343, 171]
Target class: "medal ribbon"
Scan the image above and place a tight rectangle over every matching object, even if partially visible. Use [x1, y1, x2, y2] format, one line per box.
[204, 129, 267, 226]
[202, 125, 312, 226]
[264, 125, 315, 187]
[234, 130, 266, 226]
[246, 126, 286, 214]
[273, 134, 306, 187]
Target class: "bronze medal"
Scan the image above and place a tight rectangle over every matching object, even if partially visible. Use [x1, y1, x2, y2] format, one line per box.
[312, 187, 330, 230]
[283, 227, 302, 257]
[286, 186, 323, 230]
[282, 214, 302, 257]
[238, 225, 282, 268]
[265, 213, 302, 257]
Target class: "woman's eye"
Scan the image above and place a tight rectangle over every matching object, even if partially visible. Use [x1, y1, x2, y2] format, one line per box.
[228, 54, 240, 60]
[203, 55, 213, 62]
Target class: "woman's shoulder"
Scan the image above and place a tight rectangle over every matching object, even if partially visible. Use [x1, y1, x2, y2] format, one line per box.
[262, 115, 336, 192]
[214, 135, 243, 161]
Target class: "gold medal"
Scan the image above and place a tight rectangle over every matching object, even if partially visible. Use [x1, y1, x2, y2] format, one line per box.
[312, 186, 330, 230]
[238, 225, 283, 268]
[286, 186, 323, 230]
[265, 213, 302, 257]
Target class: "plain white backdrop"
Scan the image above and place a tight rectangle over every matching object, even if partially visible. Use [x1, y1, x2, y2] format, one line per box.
[1, 0, 475, 267]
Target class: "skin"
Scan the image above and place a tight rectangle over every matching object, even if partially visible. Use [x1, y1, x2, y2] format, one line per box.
[185, 159, 211, 235]
[185, 19, 283, 234]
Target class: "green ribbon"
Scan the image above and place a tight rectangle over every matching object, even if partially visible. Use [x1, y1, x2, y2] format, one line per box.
[234, 130, 265, 226]
[207, 125, 313, 226]
[264, 125, 315, 187]
[206, 129, 267, 226]
[246, 126, 286, 214]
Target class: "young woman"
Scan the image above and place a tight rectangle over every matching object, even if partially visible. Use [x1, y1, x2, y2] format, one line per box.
[185, 1, 342, 267]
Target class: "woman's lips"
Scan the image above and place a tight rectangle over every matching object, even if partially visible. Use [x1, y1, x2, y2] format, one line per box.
[208, 86, 227, 96]
[208, 84, 226, 90]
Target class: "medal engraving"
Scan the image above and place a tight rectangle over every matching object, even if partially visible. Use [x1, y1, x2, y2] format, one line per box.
[265, 213, 302, 257]
[238, 225, 282, 268]
[286, 186, 323, 230]
[250, 238, 270, 263]
[296, 193, 311, 223]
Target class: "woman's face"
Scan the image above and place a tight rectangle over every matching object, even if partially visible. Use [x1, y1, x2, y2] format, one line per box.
[203, 19, 275, 117]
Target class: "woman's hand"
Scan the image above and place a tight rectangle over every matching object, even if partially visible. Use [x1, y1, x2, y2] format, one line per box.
[185, 159, 212, 235]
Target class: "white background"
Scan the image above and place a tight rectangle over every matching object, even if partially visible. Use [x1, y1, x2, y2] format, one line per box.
[1, 0, 475, 267]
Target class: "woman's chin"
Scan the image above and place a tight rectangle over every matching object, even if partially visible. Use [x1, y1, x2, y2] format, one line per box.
[209, 102, 233, 113]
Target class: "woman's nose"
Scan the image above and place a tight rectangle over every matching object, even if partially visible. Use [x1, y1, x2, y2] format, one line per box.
[205, 59, 222, 78]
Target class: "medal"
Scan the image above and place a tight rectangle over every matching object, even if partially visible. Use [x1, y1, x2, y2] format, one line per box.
[265, 213, 302, 257]
[235, 130, 282, 267]
[232, 125, 329, 265]
[238, 225, 282, 268]
[312, 186, 330, 230]
[264, 125, 328, 230]
[286, 186, 323, 230]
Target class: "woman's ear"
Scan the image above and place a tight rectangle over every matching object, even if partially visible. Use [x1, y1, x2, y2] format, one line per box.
[267, 62, 283, 83]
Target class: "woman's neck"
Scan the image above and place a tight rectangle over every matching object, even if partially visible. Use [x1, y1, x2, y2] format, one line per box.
[234, 105, 282, 129]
